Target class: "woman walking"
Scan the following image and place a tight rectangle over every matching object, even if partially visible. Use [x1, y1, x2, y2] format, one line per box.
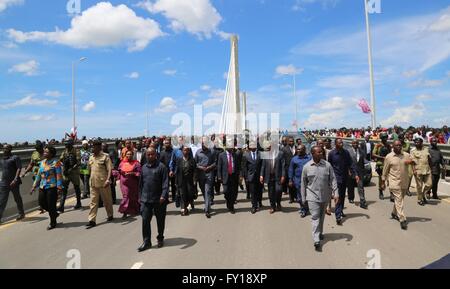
[113, 150, 141, 219]
[30, 146, 63, 230]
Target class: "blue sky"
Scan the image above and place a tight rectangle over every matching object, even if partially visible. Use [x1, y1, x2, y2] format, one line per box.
[1, 0, 449, 142]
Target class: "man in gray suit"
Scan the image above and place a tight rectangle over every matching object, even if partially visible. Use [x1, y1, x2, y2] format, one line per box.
[301, 146, 338, 252]
[348, 140, 368, 209]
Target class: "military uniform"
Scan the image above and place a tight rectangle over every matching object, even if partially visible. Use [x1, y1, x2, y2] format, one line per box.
[410, 147, 432, 202]
[58, 148, 81, 211]
[88, 152, 113, 222]
[373, 142, 391, 195]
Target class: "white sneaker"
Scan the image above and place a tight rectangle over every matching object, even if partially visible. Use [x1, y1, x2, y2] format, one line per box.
[187, 204, 192, 210]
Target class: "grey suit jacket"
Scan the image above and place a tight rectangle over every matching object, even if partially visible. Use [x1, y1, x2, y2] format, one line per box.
[348, 147, 365, 177]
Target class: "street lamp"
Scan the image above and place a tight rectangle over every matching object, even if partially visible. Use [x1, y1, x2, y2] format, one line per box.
[72, 57, 87, 138]
[364, 0, 377, 129]
[283, 71, 299, 132]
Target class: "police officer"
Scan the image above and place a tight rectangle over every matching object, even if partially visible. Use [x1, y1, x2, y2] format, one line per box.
[373, 133, 391, 201]
[58, 139, 82, 212]
[410, 138, 432, 206]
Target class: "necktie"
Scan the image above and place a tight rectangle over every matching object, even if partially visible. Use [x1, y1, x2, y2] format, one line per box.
[252, 152, 256, 161]
[228, 153, 233, 175]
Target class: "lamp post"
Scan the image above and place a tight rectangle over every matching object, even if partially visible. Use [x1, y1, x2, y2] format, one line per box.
[72, 57, 87, 136]
[364, 0, 377, 128]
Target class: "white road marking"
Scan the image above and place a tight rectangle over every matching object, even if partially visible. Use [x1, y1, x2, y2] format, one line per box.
[131, 262, 144, 269]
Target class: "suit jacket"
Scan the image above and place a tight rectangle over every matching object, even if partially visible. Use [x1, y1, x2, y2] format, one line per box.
[260, 151, 286, 184]
[281, 145, 295, 173]
[217, 151, 240, 185]
[361, 141, 374, 161]
[348, 147, 365, 177]
[242, 151, 262, 183]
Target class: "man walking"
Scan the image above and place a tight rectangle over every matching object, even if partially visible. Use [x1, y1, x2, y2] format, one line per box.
[373, 133, 391, 200]
[281, 137, 296, 203]
[242, 142, 262, 214]
[86, 140, 114, 229]
[301, 146, 338, 252]
[0, 145, 25, 224]
[410, 138, 432, 206]
[80, 140, 91, 199]
[429, 137, 445, 200]
[195, 137, 217, 218]
[288, 144, 311, 218]
[138, 148, 169, 252]
[328, 138, 357, 225]
[382, 140, 414, 230]
[218, 139, 240, 214]
[260, 143, 285, 214]
[59, 139, 82, 212]
[348, 140, 368, 209]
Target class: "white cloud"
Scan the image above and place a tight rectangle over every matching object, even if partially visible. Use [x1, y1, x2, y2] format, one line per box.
[0, 94, 57, 109]
[200, 85, 211, 91]
[317, 74, 368, 89]
[203, 97, 222, 108]
[293, 6, 450, 73]
[304, 110, 345, 128]
[8, 60, 39, 76]
[402, 70, 419, 78]
[275, 64, 303, 76]
[428, 13, 450, 32]
[292, 0, 339, 12]
[410, 78, 445, 88]
[7, 2, 164, 52]
[45, 90, 64, 98]
[125, 72, 140, 79]
[138, 0, 224, 39]
[315, 96, 346, 110]
[163, 69, 177, 76]
[0, 0, 23, 12]
[415, 94, 433, 101]
[209, 89, 225, 98]
[381, 103, 426, 127]
[188, 90, 200, 97]
[83, 101, 96, 112]
[25, 114, 56, 121]
[156, 97, 177, 112]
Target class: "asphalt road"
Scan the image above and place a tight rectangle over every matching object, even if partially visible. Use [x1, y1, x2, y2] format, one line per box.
[1, 179, 450, 269]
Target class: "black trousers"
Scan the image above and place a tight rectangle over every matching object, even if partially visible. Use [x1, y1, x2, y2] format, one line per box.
[268, 180, 282, 209]
[169, 176, 177, 202]
[248, 181, 261, 209]
[39, 188, 58, 225]
[0, 185, 24, 220]
[223, 174, 238, 210]
[288, 185, 297, 202]
[141, 202, 167, 244]
[60, 179, 81, 209]
[432, 174, 440, 198]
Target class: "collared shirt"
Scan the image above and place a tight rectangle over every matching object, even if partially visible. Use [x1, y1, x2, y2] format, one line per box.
[139, 161, 169, 204]
[195, 148, 217, 171]
[89, 152, 112, 188]
[1, 155, 21, 185]
[300, 159, 337, 203]
[410, 147, 431, 175]
[327, 149, 356, 184]
[382, 152, 411, 191]
[288, 154, 312, 187]
[33, 159, 63, 190]
[429, 147, 444, 175]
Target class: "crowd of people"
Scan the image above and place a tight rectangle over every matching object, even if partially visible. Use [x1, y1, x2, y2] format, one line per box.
[0, 127, 448, 252]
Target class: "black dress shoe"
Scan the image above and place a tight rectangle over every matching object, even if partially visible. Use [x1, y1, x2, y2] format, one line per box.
[47, 224, 56, 230]
[391, 213, 399, 221]
[16, 214, 25, 221]
[276, 204, 282, 211]
[432, 196, 441, 200]
[259, 202, 263, 207]
[319, 234, 324, 241]
[336, 218, 343, 225]
[85, 221, 96, 229]
[251, 208, 257, 214]
[418, 200, 425, 206]
[138, 243, 151, 252]
[57, 207, 64, 213]
[157, 241, 164, 248]
[205, 212, 211, 219]
[379, 193, 384, 200]
[349, 200, 354, 204]
[341, 213, 347, 218]
[81, 195, 88, 200]
[400, 221, 408, 230]
[74, 203, 82, 210]
[360, 202, 368, 209]
[107, 216, 114, 222]
[300, 211, 307, 218]
[314, 242, 321, 252]
[422, 198, 428, 204]
[230, 209, 236, 214]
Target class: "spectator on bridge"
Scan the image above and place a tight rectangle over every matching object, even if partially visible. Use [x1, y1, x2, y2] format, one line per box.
[382, 140, 414, 230]
[411, 138, 432, 206]
[121, 140, 135, 160]
[138, 148, 169, 252]
[113, 150, 141, 220]
[429, 137, 446, 200]
[30, 146, 63, 230]
[58, 139, 82, 213]
[80, 140, 91, 200]
[300, 146, 338, 252]
[289, 144, 312, 218]
[21, 140, 45, 214]
[0, 145, 25, 224]
[85, 140, 114, 229]
[328, 138, 358, 225]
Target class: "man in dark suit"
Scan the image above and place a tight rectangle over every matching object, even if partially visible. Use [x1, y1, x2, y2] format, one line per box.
[242, 142, 262, 214]
[217, 139, 240, 214]
[160, 139, 177, 206]
[348, 140, 368, 209]
[213, 138, 224, 196]
[260, 143, 286, 214]
[362, 134, 374, 161]
[281, 136, 296, 203]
